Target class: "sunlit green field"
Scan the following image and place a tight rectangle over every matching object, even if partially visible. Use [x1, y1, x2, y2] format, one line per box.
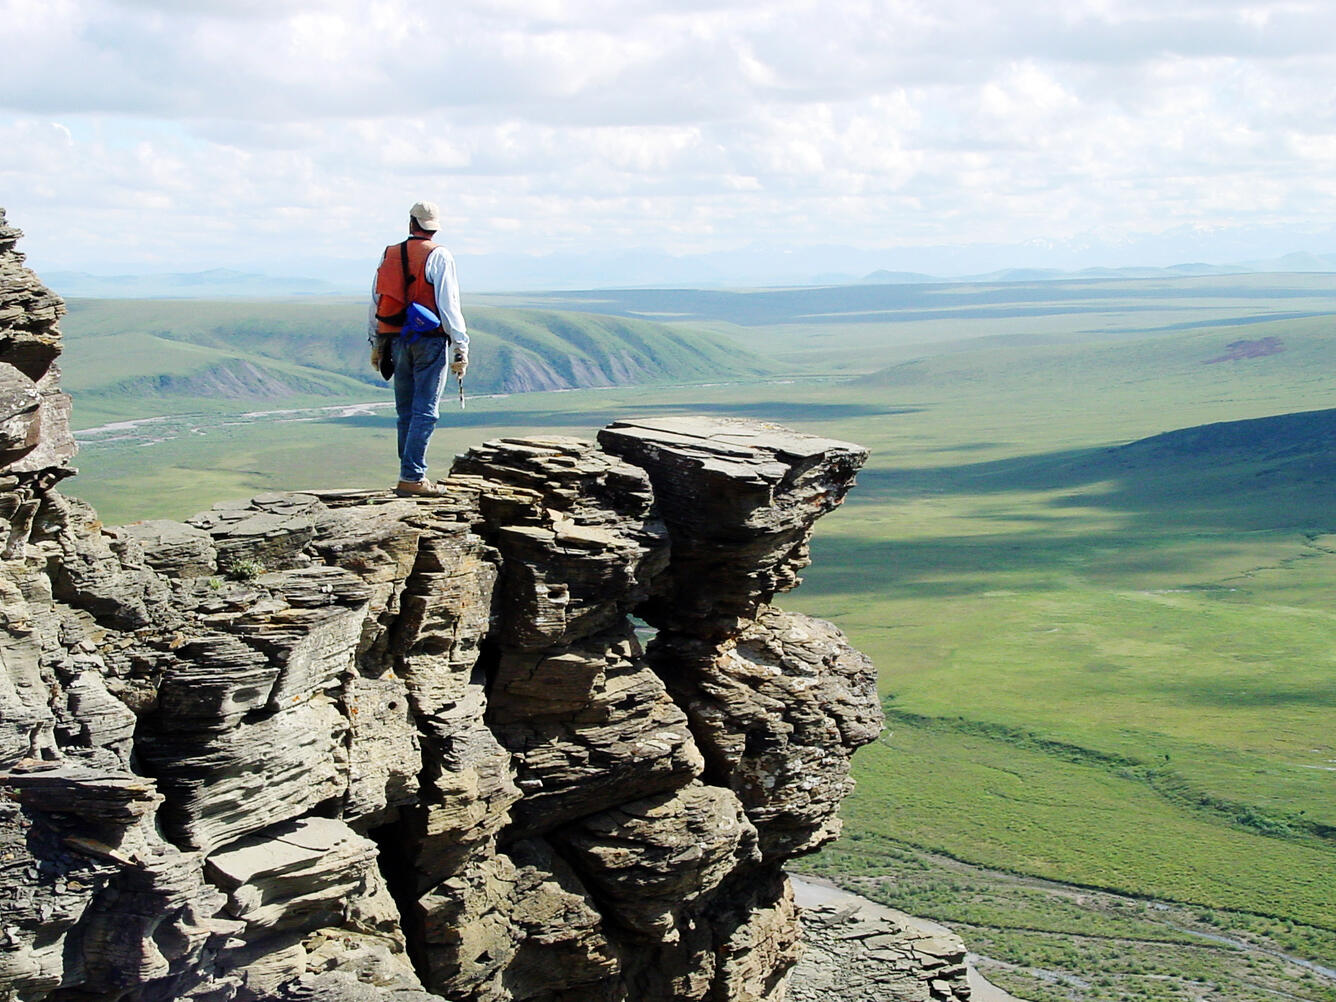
[63, 276, 1336, 998]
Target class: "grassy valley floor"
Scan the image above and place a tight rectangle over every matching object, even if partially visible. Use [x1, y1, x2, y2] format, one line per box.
[799, 845, 1336, 1002]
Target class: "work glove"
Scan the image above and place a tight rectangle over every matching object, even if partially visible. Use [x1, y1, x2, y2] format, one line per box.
[373, 335, 395, 380]
[450, 350, 467, 378]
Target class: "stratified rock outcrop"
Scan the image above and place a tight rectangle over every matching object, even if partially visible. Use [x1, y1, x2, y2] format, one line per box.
[599, 418, 882, 860]
[598, 417, 866, 636]
[0, 210, 73, 492]
[0, 211, 965, 1002]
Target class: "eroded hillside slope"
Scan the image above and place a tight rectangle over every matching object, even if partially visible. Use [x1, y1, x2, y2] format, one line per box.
[58, 297, 772, 421]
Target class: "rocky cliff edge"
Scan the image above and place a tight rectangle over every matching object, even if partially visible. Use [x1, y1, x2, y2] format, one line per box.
[0, 209, 964, 1002]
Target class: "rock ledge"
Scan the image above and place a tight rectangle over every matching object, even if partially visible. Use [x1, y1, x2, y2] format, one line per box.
[0, 212, 968, 1002]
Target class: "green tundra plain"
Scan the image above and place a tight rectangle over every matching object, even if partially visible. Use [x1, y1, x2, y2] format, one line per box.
[60, 274, 1336, 1001]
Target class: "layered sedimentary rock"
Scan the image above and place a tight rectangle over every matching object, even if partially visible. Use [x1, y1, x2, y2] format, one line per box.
[599, 418, 882, 860]
[0, 212, 966, 1002]
[0, 210, 73, 488]
[598, 416, 867, 636]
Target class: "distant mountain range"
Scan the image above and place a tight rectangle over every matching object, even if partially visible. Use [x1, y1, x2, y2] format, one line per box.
[861, 252, 1336, 286]
[42, 251, 1336, 299]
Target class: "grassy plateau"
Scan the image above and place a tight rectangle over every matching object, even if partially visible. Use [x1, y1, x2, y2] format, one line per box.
[59, 274, 1336, 1001]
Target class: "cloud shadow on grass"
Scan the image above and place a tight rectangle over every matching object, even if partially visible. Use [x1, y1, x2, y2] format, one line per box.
[1148, 679, 1336, 709]
[798, 409, 1336, 603]
[796, 530, 1151, 600]
[849, 408, 1336, 536]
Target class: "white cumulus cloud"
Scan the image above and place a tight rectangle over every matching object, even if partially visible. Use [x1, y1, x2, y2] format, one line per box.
[3, 0, 1336, 279]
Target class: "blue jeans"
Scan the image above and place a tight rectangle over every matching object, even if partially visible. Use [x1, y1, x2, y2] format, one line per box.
[392, 335, 450, 483]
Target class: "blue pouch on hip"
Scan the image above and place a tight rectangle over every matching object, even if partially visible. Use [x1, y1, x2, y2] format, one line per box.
[402, 302, 444, 342]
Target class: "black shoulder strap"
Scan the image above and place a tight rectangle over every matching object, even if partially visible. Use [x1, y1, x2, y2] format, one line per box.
[399, 239, 413, 296]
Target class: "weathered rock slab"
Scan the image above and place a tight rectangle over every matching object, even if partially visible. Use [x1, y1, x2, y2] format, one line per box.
[138, 695, 349, 854]
[599, 416, 866, 634]
[449, 436, 667, 650]
[504, 839, 625, 1002]
[559, 782, 760, 942]
[489, 628, 703, 838]
[206, 817, 391, 934]
[654, 607, 883, 860]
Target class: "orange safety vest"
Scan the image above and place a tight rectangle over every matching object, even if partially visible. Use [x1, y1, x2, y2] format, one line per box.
[373, 236, 439, 335]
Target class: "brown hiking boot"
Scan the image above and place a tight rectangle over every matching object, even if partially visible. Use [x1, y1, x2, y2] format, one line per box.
[394, 479, 446, 498]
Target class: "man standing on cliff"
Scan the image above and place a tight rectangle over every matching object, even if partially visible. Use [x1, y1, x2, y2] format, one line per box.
[369, 200, 469, 497]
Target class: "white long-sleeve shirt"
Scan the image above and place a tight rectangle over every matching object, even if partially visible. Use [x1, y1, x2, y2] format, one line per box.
[368, 243, 469, 358]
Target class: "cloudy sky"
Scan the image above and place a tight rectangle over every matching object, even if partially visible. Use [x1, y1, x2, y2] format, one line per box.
[4, 0, 1336, 287]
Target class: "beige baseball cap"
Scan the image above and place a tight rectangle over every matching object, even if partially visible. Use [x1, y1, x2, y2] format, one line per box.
[409, 200, 441, 231]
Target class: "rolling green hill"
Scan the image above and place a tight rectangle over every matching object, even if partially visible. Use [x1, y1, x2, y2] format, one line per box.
[484, 273, 1336, 379]
[59, 298, 773, 426]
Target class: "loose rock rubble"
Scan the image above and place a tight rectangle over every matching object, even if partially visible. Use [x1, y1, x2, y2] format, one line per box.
[0, 209, 967, 1002]
[790, 899, 971, 1002]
